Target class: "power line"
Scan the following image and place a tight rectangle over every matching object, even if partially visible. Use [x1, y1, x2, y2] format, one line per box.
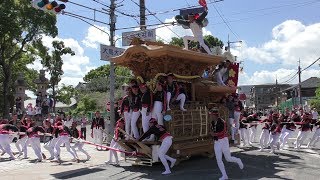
[211, 3, 240, 40]
[301, 57, 320, 72]
[129, 0, 181, 38]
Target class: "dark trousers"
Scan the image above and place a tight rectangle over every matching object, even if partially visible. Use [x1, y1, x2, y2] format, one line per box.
[81, 127, 87, 140]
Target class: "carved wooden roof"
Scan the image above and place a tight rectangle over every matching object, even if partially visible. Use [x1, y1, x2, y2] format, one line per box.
[111, 44, 225, 81]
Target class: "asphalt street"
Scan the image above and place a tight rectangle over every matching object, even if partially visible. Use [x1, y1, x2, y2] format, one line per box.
[1, 125, 320, 180]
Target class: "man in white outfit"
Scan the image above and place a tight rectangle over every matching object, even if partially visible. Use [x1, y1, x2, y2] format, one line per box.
[139, 83, 152, 133]
[138, 118, 176, 175]
[166, 74, 187, 111]
[90, 111, 105, 150]
[176, 7, 212, 55]
[210, 108, 243, 180]
[215, 60, 231, 86]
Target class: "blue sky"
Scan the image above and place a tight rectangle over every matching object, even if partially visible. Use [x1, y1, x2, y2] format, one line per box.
[28, 0, 320, 88]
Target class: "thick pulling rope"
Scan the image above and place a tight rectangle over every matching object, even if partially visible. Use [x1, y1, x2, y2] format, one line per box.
[73, 138, 144, 156]
[3, 131, 144, 156]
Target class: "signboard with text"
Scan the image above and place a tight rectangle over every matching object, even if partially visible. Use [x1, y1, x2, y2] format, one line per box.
[122, 29, 156, 46]
[100, 44, 125, 61]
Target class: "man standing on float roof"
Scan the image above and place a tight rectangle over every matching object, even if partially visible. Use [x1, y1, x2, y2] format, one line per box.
[176, 4, 212, 55]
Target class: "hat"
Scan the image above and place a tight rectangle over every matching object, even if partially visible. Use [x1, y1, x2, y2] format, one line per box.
[167, 73, 174, 77]
[149, 118, 158, 124]
[139, 83, 147, 88]
[209, 108, 219, 115]
[132, 84, 139, 89]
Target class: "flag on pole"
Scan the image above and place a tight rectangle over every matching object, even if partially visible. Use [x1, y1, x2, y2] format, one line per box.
[199, 0, 207, 7]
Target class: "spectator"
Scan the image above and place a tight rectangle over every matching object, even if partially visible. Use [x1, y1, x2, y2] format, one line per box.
[80, 115, 87, 140]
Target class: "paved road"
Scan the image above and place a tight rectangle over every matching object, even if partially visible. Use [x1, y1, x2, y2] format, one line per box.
[1, 125, 320, 180]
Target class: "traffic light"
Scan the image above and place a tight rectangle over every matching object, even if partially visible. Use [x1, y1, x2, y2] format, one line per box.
[30, 0, 66, 14]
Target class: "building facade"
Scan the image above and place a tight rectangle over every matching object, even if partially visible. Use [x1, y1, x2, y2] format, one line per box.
[249, 84, 291, 111]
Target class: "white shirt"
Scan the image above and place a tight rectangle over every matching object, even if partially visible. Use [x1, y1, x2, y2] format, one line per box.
[216, 67, 228, 86]
[64, 119, 73, 128]
[35, 106, 42, 115]
[312, 110, 319, 120]
[190, 22, 202, 37]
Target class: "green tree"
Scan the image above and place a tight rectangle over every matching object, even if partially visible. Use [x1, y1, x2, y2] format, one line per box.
[72, 95, 97, 115]
[83, 65, 132, 92]
[0, 0, 57, 117]
[169, 35, 224, 49]
[56, 84, 78, 105]
[310, 86, 320, 110]
[38, 41, 75, 113]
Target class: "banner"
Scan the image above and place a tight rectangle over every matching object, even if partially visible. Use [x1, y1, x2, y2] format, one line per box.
[227, 63, 239, 88]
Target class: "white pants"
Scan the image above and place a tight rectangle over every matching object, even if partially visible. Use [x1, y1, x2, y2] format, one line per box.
[0, 134, 15, 158]
[214, 137, 243, 178]
[249, 126, 257, 143]
[308, 128, 320, 147]
[280, 129, 294, 149]
[141, 107, 151, 133]
[239, 128, 250, 146]
[131, 110, 140, 139]
[71, 141, 90, 159]
[269, 134, 280, 152]
[15, 136, 28, 154]
[183, 31, 212, 55]
[93, 128, 103, 147]
[159, 136, 176, 172]
[108, 139, 120, 163]
[152, 101, 164, 125]
[44, 137, 58, 158]
[166, 92, 186, 110]
[259, 129, 270, 149]
[54, 136, 76, 160]
[230, 111, 241, 141]
[229, 118, 235, 140]
[25, 137, 42, 160]
[124, 111, 131, 137]
[295, 131, 309, 149]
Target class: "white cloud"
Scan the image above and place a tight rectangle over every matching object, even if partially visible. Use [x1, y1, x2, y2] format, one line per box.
[156, 17, 212, 43]
[239, 69, 320, 85]
[237, 20, 320, 67]
[27, 36, 92, 89]
[82, 25, 121, 48]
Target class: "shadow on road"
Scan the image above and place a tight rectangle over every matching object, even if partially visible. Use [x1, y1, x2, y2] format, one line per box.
[44, 150, 303, 180]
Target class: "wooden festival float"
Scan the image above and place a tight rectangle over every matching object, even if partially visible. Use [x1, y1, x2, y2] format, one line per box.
[111, 38, 239, 166]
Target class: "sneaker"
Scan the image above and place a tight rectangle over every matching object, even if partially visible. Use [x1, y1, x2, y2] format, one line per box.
[238, 160, 244, 169]
[276, 143, 280, 150]
[180, 108, 187, 112]
[42, 153, 46, 159]
[258, 148, 263, 152]
[170, 159, 176, 168]
[161, 170, 171, 175]
[47, 157, 54, 160]
[37, 159, 42, 162]
[105, 161, 111, 164]
[86, 155, 91, 161]
[1, 152, 5, 156]
[9, 157, 15, 161]
[219, 176, 228, 180]
[167, 108, 171, 111]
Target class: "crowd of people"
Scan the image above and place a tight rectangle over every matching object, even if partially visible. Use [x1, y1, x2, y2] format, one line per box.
[225, 97, 320, 153]
[1, 76, 319, 178]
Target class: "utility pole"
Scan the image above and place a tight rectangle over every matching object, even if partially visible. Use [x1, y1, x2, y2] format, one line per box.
[298, 59, 302, 106]
[109, 0, 116, 130]
[140, 0, 146, 30]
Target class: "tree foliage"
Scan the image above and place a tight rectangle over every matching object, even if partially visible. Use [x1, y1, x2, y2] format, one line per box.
[169, 35, 224, 49]
[38, 40, 75, 112]
[71, 95, 97, 115]
[310, 86, 320, 110]
[0, 0, 58, 117]
[56, 84, 78, 105]
[83, 65, 132, 92]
